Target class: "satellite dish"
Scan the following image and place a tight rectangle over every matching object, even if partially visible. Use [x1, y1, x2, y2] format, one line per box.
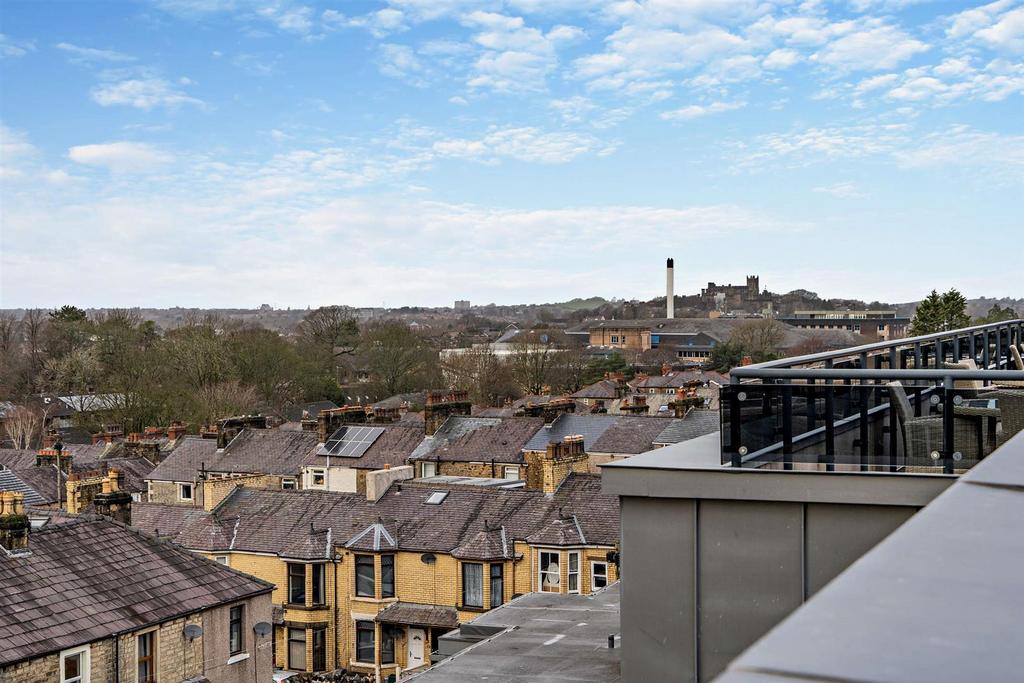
[183, 624, 203, 641]
[253, 622, 273, 636]
[420, 553, 436, 564]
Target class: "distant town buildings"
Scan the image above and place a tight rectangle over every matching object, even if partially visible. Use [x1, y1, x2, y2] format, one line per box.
[777, 309, 909, 341]
[454, 300, 471, 310]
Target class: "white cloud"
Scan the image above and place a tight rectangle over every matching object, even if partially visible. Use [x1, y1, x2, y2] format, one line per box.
[460, 12, 585, 92]
[975, 6, 1024, 52]
[0, 34, 34, 58]
[812, 181, 866, 199]
[232, 53, 276, 75]
[379, 44, 426, 84]
[894, 125, 1024, 176]
[812, 21, 928, 71]
[55, 42, 134, 63]
[254, 4, 313, 34]
[68, 142, 175, 172]
[762, 48, 800, 69]
[660, 100, 745, 120]
[433, 126, 611, 163]
[324, 8, 408, 37]
[91, 75, 204, 109]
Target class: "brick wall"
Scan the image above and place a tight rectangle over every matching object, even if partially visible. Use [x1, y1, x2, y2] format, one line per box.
[148, 479, 202, 507]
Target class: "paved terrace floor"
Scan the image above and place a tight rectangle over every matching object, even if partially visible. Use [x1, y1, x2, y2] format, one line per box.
[410, 585, 620, 682]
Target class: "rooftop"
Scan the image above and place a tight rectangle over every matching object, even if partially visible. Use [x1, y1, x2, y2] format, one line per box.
[0, 516, 273, 666]
[412, 584, 620, 682]
[135, 473, 618, 560]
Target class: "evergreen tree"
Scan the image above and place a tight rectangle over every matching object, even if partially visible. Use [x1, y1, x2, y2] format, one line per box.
[940, 289, 970, 330]
[910, 290, 944, 335]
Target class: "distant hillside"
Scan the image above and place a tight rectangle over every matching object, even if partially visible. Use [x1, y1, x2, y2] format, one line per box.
[895, 297, 1024, 320]
[544, 296, 610, 311]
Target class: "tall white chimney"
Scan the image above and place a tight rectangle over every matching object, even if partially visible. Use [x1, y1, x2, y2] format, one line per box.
[666, 257, 675, 319]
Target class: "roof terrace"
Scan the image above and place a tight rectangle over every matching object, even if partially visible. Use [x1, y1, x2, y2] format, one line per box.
[601, 320, 1024, 682]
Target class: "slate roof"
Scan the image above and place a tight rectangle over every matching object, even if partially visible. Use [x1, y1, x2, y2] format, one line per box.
[4, 468, 59, 504]
[376, 602, 460, 629]
[0, 517, 273, 666]
[373, 392, 426, 410]
[523, 414, 619, 452]
[346, 522, 397, 552]
[304, 424, 424, 471]
[410, 417, 501, 460]
[451, 527, 511, 561]
[589, 417, 674, 455]
[77, 457, 155, 494]
[0, 470, 48, 506]
[146, 436, 219, 482]
[571, 380, 621, 400]
[282, 400, 339, 422]
[526, 515, 587, 546]
[409, 418, 544, 464]
[213, 429, 319, 476]
[634, 371, 727, 389]
[131, 503, 213, 539]
[138, 473, 618, 560]
[0, 449, 41, 470]
[653, 411, 721, 445]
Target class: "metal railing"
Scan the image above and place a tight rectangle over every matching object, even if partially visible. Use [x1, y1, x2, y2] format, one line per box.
[721, 320, 1024, 473]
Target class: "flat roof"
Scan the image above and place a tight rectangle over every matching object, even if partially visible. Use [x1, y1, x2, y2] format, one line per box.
[411, 585, 621, 682]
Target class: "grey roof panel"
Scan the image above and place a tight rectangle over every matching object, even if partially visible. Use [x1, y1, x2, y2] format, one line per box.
[0, 469, 48, 506]
[653, 411, 721, 445]
[523, 414, 619, 451]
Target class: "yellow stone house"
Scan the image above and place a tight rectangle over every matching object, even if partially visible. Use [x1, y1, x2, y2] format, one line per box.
[132, 467, 618, 679]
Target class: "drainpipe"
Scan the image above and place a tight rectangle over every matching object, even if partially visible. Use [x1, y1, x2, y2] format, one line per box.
[114, 633, 120, 683]
[333, 549, 340, 670]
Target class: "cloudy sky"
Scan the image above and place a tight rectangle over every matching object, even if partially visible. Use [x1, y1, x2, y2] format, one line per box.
[1, 0, 1021, 308]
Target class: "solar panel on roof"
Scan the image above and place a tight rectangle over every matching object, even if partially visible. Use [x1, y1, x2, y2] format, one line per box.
[318, 425, 385, 458]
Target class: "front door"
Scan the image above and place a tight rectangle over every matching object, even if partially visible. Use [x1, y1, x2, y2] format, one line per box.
[408, 628, 426, 669]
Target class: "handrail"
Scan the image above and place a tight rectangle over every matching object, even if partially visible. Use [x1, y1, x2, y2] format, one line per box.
[733, 369, 1024, 381]
[732, 319, 1023, 376]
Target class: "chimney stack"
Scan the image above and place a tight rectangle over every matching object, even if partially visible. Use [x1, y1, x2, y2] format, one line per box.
[666, 257, 675, 319]
[0, 491, 30, 553]
[93, 469, 132, 525]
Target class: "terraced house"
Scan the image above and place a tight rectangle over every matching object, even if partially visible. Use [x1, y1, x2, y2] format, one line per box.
[0, 492, 274, 683]
[131, 468, 618, 679]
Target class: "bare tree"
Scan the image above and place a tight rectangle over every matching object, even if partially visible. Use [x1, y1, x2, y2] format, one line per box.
[442, 347, 519, 406]
[298, 306, 359, 356]
[360, 321, 436, 397]
[508, 331, 564, 396]
[731, 319, 785, 358]
[4, 405, 42, 449]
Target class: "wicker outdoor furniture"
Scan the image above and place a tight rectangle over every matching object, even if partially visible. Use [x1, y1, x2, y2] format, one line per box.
[888, 381, 992, 467]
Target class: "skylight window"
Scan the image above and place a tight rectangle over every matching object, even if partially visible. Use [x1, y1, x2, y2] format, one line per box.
[424, 491, 449, 505]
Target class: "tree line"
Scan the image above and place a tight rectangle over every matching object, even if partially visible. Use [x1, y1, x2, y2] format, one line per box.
[0, 306, 619, 442]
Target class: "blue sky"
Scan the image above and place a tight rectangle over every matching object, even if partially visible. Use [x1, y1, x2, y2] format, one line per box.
[1, 0, 1021, 308]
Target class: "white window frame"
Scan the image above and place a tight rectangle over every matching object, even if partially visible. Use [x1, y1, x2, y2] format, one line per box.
[215, 555, 229, 565]
[591, 560, 609, 591]
[501, 465, 520, 480]
[177, 482, 193, 502]
[421, 461, 437, 478]
[59, 645, 91, 683]
[567, 551, 581, 594]
[538, 550, 560, 593]
[308, 468, 327, 489]
[281, 477, 297, 490]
